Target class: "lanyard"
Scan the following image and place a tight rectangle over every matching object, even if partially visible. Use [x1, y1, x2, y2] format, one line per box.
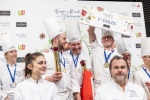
[104, 50, 114, 63]
[70, 51, 80, 68]
[60, 52, 65, 68]
[142, 67, 150, 78]
[6, 64, 16, 83]
[128, 69, 130, 79]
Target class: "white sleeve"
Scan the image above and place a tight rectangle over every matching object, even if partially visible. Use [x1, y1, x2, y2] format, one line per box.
[51, 84, 60, 100]
[90, 41, 110, 79]
[89, 40, 102, 49]
[14, 85, 23, 100]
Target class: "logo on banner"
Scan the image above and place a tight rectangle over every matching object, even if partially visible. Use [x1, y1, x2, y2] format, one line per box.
[131, 4, 140, 8]
[0, 46, 2, 51]
[0, 11, 10, 16]
[137, 4, 140, 7]
[132, 13, 141, 17]
[54, 8, 80, 20]
[134, 23, 142, 27]
[119, 12, 128, 16]
[131, 3, 136, 7]
[18, 10, 25, 16]
[121, 34, 130, 38]
[16, 33, 27, 38]
[135, 43, 141, 48]
[136, 32, 142, 38]
[39, 33, 46, 39]
[17, 57, 25, 63]
[16, 22, 27, 27]
[0, 22, 11, 26]
[18, 45, 25, 50]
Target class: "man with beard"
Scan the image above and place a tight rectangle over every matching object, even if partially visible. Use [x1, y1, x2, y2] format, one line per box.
[42, 18, 73, 100]
[88, 25, 121, 92]
[133, 37, 150, 99]
[95, 55, 147, 100]
[65, 22, 92, 100]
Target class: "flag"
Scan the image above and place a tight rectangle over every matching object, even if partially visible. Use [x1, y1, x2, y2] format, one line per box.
[80, 60, 93, 100]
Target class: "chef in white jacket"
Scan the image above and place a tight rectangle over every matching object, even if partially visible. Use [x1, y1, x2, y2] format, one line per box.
[0, 33, 24, 100]
[14, 52, 59, 100]
[88, 25, 121, 92]
[65, 22, 92, 100]
[95, 55, 147, 100]
[43, 18, 73, 100]
[133, 37, 150, 99]
[115, 38, 138, 82]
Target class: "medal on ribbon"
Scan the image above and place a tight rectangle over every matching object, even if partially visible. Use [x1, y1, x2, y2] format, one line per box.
[104, 50, 114, 68]
[60, 52, 67, 73]
[104, 63, 109, 68]
[7, 64, 17, 88]
[10, 82, 17, 88]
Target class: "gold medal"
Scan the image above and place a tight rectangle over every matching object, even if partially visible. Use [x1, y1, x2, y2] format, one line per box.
[63, 68, 67, 73]
[104, 63, 109, 68]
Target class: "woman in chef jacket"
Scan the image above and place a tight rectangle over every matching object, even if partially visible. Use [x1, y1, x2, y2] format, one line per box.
[14, 52, 59, 100]
[0, 33, 24, 100]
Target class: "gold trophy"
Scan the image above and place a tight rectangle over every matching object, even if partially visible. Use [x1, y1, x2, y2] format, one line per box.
[53, 47, 61, 72]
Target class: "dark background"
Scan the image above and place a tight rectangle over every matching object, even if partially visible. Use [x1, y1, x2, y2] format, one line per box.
[79, 0, 150, 37]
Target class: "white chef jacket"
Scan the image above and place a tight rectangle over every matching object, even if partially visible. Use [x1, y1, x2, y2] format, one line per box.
[14, 77, 59, 100]
[0, 63, 24, 100]
[90, 40, 121, 91]
[95, 79, 147, 100]
[129, 65, 139, 82]
[133, 66, 150, 96]
[65, 50, 92, 93]
[42, 49, 73, 99]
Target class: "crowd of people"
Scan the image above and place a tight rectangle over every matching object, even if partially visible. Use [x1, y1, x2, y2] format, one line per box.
[0, 11, 150, 100]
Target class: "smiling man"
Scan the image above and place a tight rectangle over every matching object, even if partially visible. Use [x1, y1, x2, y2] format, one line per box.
[88, 25, 121, 92]
[65, 22, 92, 100]
[95, 56, 147, 100]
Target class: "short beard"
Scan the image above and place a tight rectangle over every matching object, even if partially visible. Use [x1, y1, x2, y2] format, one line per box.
[58, 40, 64, 51]
[113, 74, 127, 82]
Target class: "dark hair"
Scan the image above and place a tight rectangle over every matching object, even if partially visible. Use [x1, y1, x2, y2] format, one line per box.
[24, 52, 44, 78]
[109, 55, 129, 71]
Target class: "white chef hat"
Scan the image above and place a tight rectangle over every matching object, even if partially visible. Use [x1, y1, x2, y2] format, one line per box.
[66, 22, 81, 43]
[101, 29, 114, 38]
[141, 37, 150, 56]
[0, 33, 16, 54]
[115, 38, 129, 54]
[43, 18, 65, 40]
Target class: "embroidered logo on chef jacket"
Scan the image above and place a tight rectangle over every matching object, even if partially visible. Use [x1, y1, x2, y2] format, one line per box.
[128, 90, 139, 97]
[15, 71, 22, 77]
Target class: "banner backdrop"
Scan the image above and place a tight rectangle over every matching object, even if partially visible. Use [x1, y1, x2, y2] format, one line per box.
[0, 0, 146, 69]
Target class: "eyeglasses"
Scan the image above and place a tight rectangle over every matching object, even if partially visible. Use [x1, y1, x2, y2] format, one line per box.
[102, 36, 113, 40]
